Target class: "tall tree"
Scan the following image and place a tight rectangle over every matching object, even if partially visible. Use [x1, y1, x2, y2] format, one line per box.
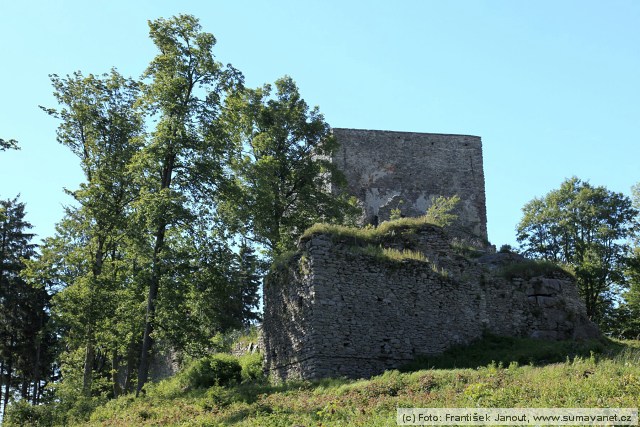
[517, 177, 638, 321]
[611, 182, 640, 338]
[41, 69, 144, 396]
[0, 197, 54, 413]
[234, 241, 262, 327]
[134, 14, 242, 395]
[220, 76, 357, 256]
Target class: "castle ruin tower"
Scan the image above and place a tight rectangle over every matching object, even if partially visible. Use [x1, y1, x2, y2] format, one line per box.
[331, 128, 487, 240]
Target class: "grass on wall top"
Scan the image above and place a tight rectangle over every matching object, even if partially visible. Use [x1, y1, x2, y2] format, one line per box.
[301, 195, 460, 244]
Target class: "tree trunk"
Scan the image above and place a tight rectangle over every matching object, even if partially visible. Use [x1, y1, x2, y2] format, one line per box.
[3, 347, 12, 417]
[123, 324, 139, 394]
[83, 239, 105, 396]
[20, 377, 28, 400]
[111, 350, 121, 398]
[82, 333, 95, 397]
[0, 359, 4, 415]
[31, 308, 43, 405]
[136, 152, 174, 396]
[136, 228, 165, 396]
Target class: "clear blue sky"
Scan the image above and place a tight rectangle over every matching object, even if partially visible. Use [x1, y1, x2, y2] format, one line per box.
[1, 0, 638, 247]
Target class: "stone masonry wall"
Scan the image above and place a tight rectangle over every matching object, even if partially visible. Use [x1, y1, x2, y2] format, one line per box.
[262, 224, 599, 381]
[331, 128, 487, 239]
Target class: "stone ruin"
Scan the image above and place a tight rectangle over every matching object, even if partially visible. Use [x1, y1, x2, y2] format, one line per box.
[261, 129, 599, 381]
[330, 128, 487, 239]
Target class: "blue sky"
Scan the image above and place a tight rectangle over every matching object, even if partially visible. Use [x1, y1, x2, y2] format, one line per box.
[1, 0, 638, 247]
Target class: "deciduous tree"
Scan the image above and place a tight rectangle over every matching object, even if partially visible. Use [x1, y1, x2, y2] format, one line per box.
[517, 177, 638, 322]
[41, 69, 144, 396]
[220, 76, 357, 256]
[134, 14, 242, 394]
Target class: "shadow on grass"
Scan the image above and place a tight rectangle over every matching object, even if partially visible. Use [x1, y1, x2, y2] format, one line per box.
[398, 334, 625, 371]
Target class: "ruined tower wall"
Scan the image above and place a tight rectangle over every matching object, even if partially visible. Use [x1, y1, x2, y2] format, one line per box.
[261, 129, 599, 382]
[331, 128, 487, 240]
[262, 225, 599, 381]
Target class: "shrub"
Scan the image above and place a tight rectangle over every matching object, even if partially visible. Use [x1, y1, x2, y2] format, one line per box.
[239, 352, 265, 382]
[209, 354, 242, 386]
[4, 399, 56, 427]
[181, 353, 241, 389]
[499, 244, 515, 253]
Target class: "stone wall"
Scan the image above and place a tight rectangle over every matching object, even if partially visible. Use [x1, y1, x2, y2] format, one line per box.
[331, 128, 487, 239]
[262, 224, 599, 381]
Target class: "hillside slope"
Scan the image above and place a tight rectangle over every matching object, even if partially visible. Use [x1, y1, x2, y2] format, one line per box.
[9, 336, 639, 426]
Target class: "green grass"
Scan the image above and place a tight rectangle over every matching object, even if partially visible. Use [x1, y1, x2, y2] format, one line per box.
[501, 259, 573, 280]
[301, 215, 443, 245]
[19, 336, 639, 426]
[353, 245, 428, 263]
[399, 334, 609, 371]
[450, 240, 486, 259]
[301, 195, 461, 245]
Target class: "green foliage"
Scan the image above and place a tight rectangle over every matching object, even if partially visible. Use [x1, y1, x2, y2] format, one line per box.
[607, 246, 640, 339]
[500, 259, 573, 280]
[218, 75, 359, 256]
[210, 328, 264, 383]
[180, 354, 242, 390]
[4, 399, 56, 427]
[517, 177, 638, 322]
[301, 195, 460, 244]
[40, 68, 146, 397]
[389, 208, 402, 221]
[0, 197, 56, 413]
[389, 203, 403, 221]
[423, 194, 460, 227]
[31, 13, 263, 407]
[133, 13, 244, 394]
[611, 185, 640, 338]
[79, 338, 640, 426]
[238, 352, 265, 382]
[210, 326, 260, 355]
[499, 244, 515, 253]
[270, 249, 298, 272]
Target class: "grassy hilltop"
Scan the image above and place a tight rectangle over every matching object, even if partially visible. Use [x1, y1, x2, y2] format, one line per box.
[9, 335, 640, 426]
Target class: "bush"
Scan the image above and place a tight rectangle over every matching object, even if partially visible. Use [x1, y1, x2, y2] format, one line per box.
[239, 352, 264, 382]
[4, 399, 56, 427]
[210, 353, 242, 386]
[499, 244, 515, 253]
[181, 353, 242, 389]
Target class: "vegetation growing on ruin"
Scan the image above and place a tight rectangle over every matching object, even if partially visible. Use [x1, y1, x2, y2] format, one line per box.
[294, 196, 461, 269]
[501, 259, 574, 280]
[450, 239, 486, 258]
[301, 195, 460, 244]
[354, 245, 428, 263]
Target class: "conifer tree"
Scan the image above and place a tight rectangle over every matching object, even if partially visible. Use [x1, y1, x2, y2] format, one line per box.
[0, 197, 54, 412]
